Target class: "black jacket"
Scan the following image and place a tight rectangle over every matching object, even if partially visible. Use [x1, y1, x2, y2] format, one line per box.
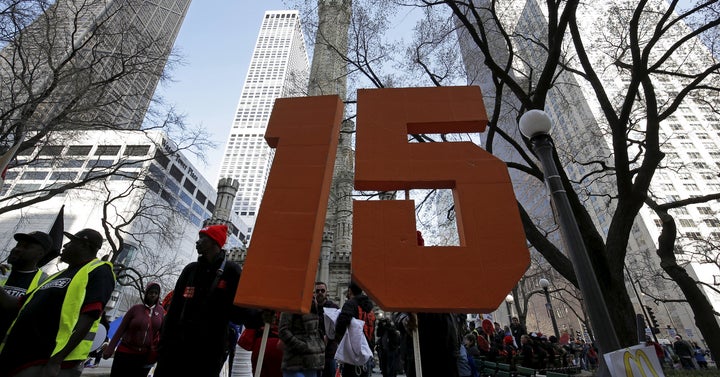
[155, 253, 254, 377]
[335, 294, 374, 342]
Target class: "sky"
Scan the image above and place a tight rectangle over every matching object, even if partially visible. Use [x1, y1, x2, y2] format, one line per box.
[157, 0, 696, 185]
[155, 0, 287, 183]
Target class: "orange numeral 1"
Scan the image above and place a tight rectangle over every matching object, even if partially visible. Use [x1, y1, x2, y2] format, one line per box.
[234, 95, 343, 313]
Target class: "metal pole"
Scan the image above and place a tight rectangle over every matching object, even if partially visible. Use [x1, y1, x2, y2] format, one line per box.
[529, 134, 621, 367]
[543, 286, 561, 339]
[628, 274, 658, 343]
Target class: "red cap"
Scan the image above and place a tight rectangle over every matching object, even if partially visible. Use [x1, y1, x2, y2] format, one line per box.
[504, 335, 514, 345]
[199, 224, 228, 248]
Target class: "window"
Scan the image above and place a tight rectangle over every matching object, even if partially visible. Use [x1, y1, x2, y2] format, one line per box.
[38, 146, 63, 156]
[698, 207, 713, 215]
[183, 180, 196, 193]
[704, 219, 720, 227]
[94, 146, 120, 156]
[50, 171, 77, 180]
[165, 179, 180, 194]
[160, 190, 176, 205]
[154, 151, 170, 168]
[89, 160, 114, 168]
[685, 232, 702, 239]
[16, 147, 34, 156]
[196, 190, 207, 204]
[20, 171, 48, 180]
[169, 165, 184, 183]
[678, 219, 696, 227]
[179, 192, 193, 206]
[66, 146, 92, 156]
[123, 145, 151, 156]
[683, 184, 699, 191]
[144, 177, 160, 193]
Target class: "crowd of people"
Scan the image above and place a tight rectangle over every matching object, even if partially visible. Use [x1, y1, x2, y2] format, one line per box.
[0, 223, 714, 377]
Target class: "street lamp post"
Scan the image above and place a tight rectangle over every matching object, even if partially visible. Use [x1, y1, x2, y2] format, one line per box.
[539, 278, 560, 340]
[519, 110, 621, 366]
[505, 294, 514, 326]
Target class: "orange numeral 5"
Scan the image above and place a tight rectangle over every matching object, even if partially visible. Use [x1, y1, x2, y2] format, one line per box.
[353, 86, 529, 312]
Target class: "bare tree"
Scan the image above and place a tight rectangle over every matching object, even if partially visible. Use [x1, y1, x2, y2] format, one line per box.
[0, 0, 188, 199]
[292, 0, 720, 357]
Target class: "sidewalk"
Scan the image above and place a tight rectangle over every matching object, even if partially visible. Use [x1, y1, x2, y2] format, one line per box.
[80, 358, 111, 376]
[78, 359, 391, 377]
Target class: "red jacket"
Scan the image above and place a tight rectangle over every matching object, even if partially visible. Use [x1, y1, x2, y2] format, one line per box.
[108, 303, 165, 354]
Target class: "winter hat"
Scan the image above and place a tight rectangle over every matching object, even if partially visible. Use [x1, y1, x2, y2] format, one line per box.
[146, 282, 161, 294]
[199, 224, 228, 248]
[504, 335, 514, 345]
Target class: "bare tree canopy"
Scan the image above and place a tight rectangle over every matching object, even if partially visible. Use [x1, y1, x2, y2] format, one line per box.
[291, 0, 720, 358]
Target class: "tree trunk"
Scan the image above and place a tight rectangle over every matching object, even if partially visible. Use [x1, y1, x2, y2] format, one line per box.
[601, 270, 639, 347]
[660, 255, 720, 364]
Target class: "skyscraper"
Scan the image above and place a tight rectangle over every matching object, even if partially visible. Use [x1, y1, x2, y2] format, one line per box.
[218, 10, 310, 236]
[457, 0, 719, 338]
[0, 0, 191, 132]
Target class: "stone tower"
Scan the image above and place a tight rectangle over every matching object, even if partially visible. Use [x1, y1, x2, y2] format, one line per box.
[308, 0, 353, 301]
[204, 177, 248, 263]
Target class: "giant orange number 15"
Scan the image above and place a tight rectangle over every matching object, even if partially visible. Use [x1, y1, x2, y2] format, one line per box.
[235, 87, 528, 313]
[353, 87, 528, 312]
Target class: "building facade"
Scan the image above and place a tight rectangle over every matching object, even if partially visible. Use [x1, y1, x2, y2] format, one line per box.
[0, 0, 190, 132]
[0, 130, 246, 318]
[218, 10, 310, 236]
[457, 0, 720, 343]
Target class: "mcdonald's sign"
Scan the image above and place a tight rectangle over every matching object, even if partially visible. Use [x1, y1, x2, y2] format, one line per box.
[605, 345, 665, 377]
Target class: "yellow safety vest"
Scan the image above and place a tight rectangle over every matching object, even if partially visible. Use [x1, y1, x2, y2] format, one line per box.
[0, 259, 114, 361]
[0, 269, 43, 291]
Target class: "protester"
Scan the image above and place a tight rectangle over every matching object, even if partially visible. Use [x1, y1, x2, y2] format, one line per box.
[103, 282, 165, 377]
[673, 335, 696, 370]
[376, 317, 402, 377]
[314, 281, 339, 377]
[278, 299, 325, 377]
[463, 334, 481, 359]
[396, 312, 460, 377]
[0, 228, 115, 377]
[693, 342, 708, 369]
[240, 311, 283, 377]
[153, 224, 256, 377]
[510, 317, 527, 348]
[335, 282, 376, 377]
[0, 231, 53, 338]
[518, 334, 534, 368]
[645, 337, 666, 368]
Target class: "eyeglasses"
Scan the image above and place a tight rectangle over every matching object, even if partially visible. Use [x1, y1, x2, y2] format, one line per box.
[315, 289, 326, 293]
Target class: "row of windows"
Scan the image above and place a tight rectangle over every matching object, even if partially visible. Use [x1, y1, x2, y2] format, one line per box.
[19, 144, 151, 158]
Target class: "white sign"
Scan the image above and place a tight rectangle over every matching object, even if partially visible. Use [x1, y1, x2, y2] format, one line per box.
[604, 345, 665, 377]
[685, 328, 694, 338]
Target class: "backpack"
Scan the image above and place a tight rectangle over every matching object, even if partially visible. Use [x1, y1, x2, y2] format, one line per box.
[357, 305, 376, 347]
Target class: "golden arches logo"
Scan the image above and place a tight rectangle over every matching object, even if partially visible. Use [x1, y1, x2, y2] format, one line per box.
[623, 349, 660, 377]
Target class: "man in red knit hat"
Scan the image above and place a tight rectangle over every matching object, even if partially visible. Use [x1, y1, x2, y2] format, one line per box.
[154, 224, 258, 377]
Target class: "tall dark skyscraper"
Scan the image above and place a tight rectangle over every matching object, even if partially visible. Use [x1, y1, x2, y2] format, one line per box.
[0, 0, 191, 132]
